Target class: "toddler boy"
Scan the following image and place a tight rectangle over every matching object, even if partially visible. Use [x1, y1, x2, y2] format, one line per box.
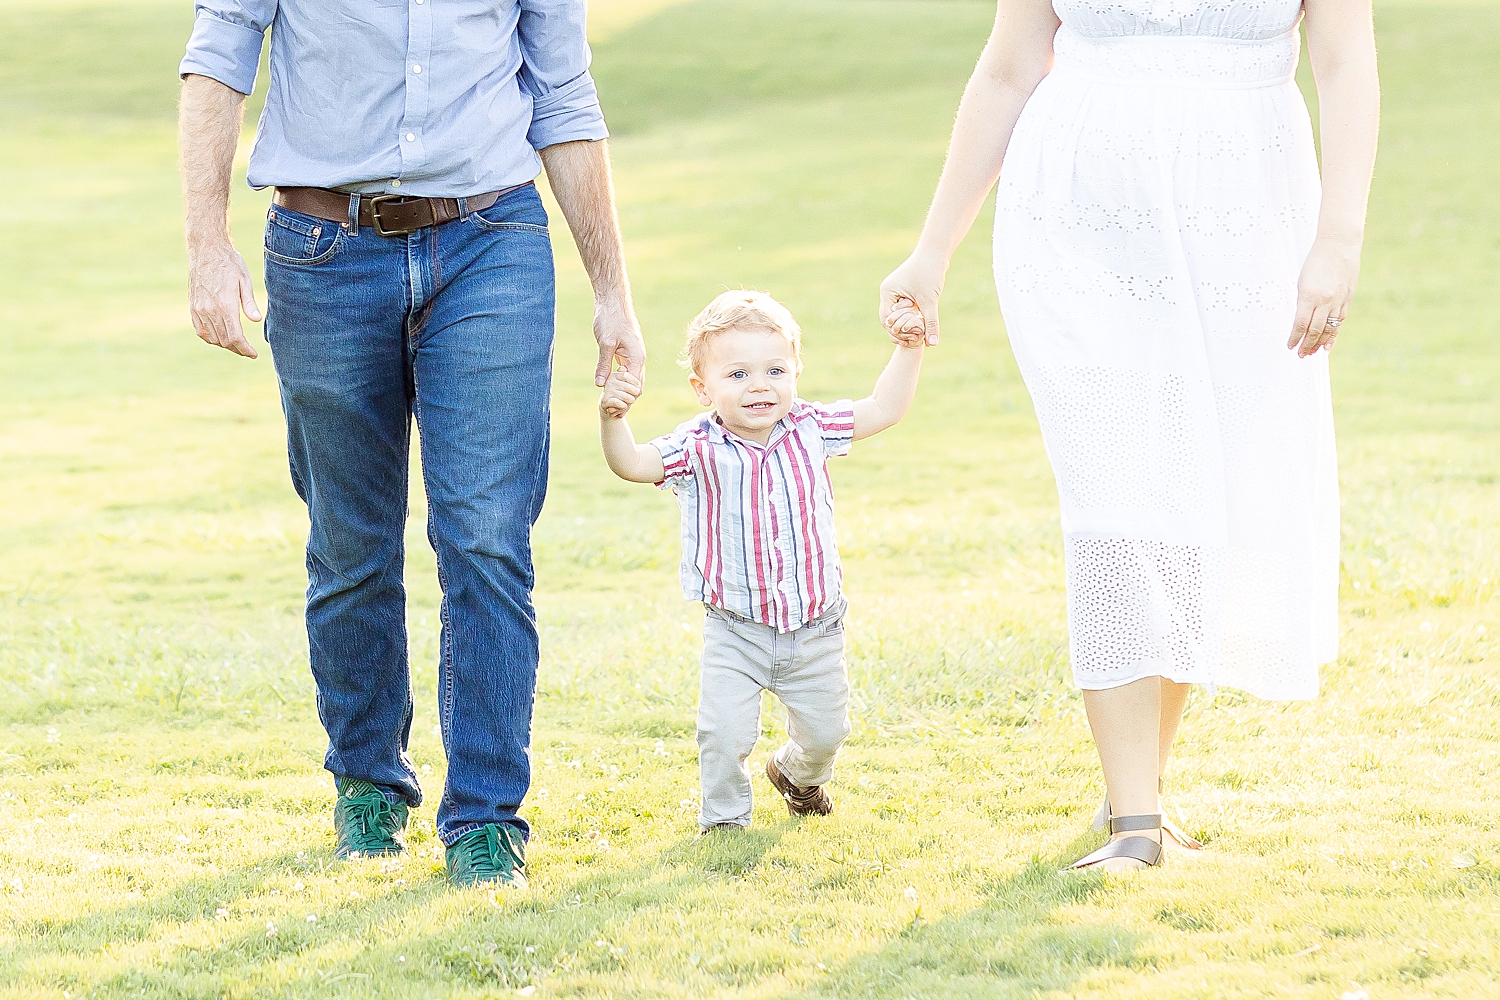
[599, 290, 923, 831]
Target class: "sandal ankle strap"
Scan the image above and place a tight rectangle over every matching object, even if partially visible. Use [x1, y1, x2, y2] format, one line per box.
[1108, 813, 1163, 834]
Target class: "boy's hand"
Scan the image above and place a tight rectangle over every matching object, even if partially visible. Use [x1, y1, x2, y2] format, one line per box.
[599, 368, 643, 419]
[885, 298, 927, 349]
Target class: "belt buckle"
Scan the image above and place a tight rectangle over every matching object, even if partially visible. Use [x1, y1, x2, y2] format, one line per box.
[368, 194, 422, 237]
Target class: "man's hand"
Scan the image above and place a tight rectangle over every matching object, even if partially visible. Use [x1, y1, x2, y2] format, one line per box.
[180, 73, 259, 359]
[594, 294, 646, 387]
[599, 368, 643, 419]
[189, 242, 263, 358]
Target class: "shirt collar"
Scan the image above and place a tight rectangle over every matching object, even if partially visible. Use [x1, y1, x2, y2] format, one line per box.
[709, 408, 797, 451]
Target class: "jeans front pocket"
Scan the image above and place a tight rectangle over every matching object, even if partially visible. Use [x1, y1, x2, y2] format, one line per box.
[264, 207, 346, 267]
[466, 185, 550, 236]
[704, 604, 746, 641]
[815, 596, 849, 638]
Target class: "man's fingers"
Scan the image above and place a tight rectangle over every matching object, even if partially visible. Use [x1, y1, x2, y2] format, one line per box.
[594, 340, 613, 387]
[619, 337, 646, 379]
[222, 306, 258, 358]
[240, 273, 264, 323]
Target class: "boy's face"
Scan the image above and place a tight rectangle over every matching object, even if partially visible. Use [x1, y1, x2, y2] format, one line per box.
[689, 327, 799, 443]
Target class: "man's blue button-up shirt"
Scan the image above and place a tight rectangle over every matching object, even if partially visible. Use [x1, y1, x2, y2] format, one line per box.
[179, 1, 608, 197]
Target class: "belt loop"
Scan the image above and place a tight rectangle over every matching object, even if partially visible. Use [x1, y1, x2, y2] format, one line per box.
[456, 196, 469, 221]
[346, 192, 359, 233]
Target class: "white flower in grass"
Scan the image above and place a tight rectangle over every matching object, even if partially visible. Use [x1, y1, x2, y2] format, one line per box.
[265, 921, 277, 938]
[214, 907, 230, 920]
[518, 987, 537, 997]
[397, 955, 406, 963]
[1341, 991, 1369, 1000]
[46, 728, 60, 744]
[306, 914, 318, 923]
[292, 881, 305, 891]
[903, 887, 918, 904]
[1420, 622, 1432, 632]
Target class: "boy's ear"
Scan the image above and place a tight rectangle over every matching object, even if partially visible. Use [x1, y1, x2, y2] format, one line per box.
[688, 373, 714, 408]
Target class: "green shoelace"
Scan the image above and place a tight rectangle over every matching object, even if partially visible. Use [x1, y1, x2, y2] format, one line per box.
[458, 824, 508, 876]
[341, 790, 400, 854]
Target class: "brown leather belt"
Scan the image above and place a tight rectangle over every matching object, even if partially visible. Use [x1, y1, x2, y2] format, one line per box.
[272, 183, 528, 237]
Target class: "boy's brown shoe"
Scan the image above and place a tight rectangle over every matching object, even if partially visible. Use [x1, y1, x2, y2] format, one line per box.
[765, 757, 833, 817]
[698, 822, 745, 837]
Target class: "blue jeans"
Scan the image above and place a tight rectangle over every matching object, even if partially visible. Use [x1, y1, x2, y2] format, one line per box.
[263, 184, 553, 845]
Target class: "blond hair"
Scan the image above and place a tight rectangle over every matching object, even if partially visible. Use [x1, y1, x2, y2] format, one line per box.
[681, 290, 802, 375]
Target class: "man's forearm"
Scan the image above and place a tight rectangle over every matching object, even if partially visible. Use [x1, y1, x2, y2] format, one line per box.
[179, 73, 261, 358]
[540, 138, 645, 383]
[180, 74, 246, 255]
[539, 139, 631, 304]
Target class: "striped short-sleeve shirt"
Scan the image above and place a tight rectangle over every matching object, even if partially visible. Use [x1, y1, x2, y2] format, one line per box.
[649, 399, 856, 633]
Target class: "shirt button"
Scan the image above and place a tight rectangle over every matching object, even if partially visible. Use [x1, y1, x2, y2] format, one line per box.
[405, 132, 415, 142]
[391, 179, 402, 188]
[412, 64, 421, 74]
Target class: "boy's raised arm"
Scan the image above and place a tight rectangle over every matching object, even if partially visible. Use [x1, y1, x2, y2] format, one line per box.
[851, 343, 925, 441]
[600, 370, 667, 483]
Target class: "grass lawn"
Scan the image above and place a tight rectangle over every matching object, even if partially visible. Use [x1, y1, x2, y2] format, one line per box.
[2, 0, 1498, 997]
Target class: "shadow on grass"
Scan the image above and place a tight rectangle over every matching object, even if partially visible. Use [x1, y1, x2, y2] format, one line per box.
[778, 833, 1142, 1000]
[10, 823, 796, 997]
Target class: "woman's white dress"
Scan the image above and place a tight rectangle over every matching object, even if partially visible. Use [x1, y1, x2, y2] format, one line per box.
[995, 0, 1337, 699]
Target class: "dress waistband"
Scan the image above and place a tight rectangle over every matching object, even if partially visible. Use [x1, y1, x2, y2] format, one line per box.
[1050, 25, 1301, 90]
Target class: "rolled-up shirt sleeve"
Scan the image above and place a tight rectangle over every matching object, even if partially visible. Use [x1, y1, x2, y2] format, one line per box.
[517, 0, 609, 149]
[178, 2, 277, 96]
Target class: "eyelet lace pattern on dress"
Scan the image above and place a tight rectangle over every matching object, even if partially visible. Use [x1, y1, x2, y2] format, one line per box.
[995, 0, 1336, 699]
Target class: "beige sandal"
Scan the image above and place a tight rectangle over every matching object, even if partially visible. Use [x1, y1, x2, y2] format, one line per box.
[1067, 814, 1164, 870]
[1092, 779, 1202, 851]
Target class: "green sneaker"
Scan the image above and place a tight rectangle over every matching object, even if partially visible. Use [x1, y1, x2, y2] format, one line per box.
[332, 778, 408, 860]
[446, 823, 527, 889]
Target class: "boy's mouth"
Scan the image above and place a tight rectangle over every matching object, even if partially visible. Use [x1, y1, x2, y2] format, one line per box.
[743, 401, 776, 414]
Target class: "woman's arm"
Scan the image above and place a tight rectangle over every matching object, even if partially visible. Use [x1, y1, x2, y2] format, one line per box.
[1290, 0, 1380, 357]
[879, 0, 1060, 346]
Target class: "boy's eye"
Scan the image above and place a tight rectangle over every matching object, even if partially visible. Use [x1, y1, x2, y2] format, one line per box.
[730, 370, 747, 380]
[768, 368, 785, 377]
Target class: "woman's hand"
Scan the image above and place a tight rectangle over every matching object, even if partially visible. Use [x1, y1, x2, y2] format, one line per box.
[880, 252, 948, 347]
[1288, 234, 1362, 358]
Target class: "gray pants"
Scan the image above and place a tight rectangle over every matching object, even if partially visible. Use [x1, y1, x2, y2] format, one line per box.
[697, 598, 851, 828]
